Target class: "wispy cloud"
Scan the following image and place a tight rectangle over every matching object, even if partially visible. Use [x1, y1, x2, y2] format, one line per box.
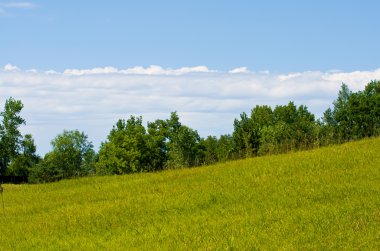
[1, 64, 379, 154]
[0, 1, 35, 16]
[63, 65, 214, 76]
[3, 63, 20, 71]
[229, 67, 249, 74]
[0, 2, 36, 8]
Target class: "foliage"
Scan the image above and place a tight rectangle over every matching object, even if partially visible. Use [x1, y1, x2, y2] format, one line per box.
[233, 112, 255, 158]
[96, 116, 148, 174]
[96, 112, 206, 174]
[200, 136, 219, 165]
[332, 83, 352, 141]
[145, 119, 169, 171]
[0, 97, 39, 177]
[30, 130, 95, 183]
[324, 81, 380, 142]
[6, 134, 40, 177]
[215, 134, 235, 161]
[166, 124, 203, 168]
[231, 81, 379, 157]
[233, 102, 316, 156]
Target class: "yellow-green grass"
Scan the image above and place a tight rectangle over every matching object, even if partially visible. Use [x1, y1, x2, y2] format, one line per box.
[1, 138, 380, 250]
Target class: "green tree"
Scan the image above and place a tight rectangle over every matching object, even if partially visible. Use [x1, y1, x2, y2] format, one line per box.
[30, 130, 95, 182]
[250, 105, 274, 154]
[325, 81, 380, 142]
[232, 112, 254, 158]
[259, 121, 290, 155]
[166, 125, 203, 168]
[160, 112, 204, 168]
[293, 104, 316, 149]
[145, 119, 169, 171]
[332, 83, 352, 142]
[350, 80, 380, 138]
[216, 134, 235, 161]
[201, 136, 219, 165]
[364, 80, 380, 136]
[0, 97, 26, 175]
[166, 112, 181, 142]
[96, 112, 205, 173]
[258, 102, 316, 154]
[7, 134, 40, 177]
[96, 116, 147, 174]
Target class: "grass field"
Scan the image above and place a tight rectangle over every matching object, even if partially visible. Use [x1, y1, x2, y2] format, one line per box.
[0, 137, 379, 250]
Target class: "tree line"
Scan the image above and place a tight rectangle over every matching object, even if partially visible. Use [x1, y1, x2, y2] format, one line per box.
[1, 81, 379, 183]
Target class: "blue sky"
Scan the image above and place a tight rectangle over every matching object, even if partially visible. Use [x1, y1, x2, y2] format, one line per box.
[1, 0, 379, 72]
[1, 1, 380, 154]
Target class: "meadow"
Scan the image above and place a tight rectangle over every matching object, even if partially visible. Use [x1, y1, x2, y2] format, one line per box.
[0, 137, 379, 250]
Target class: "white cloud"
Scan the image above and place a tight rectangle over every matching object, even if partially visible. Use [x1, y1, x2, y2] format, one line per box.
[44, 70, 59, 75]
[64, 66, 119, 75]
[278, 72, 302, 81]
[3, 63, 20, 71]
[64, 65, 214, 76]
[229, 67, 249, 74]
[26, 69, 38, 73]
[323, 68, 380, 91]
[1, 64, 379, 154]
[120, 65, 213, 75]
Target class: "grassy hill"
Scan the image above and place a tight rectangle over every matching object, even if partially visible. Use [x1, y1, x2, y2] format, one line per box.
[1, 137, 379, 250]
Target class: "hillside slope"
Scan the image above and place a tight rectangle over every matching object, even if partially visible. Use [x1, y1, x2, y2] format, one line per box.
[1, 138, 380, 250]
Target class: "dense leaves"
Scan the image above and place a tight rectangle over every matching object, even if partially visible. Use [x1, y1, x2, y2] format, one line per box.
[324, 81, 380, 142]
[30, 130, 96, 183]
[96, 112, 206, 174]
[7, 134, 40, 177]
[0, 98, 39, 179]
[96, 116, 148, 174]
[233, 102, 316, 156]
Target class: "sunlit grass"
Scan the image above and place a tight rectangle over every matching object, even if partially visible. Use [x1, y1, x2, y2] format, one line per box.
[1, 137, 379, 249]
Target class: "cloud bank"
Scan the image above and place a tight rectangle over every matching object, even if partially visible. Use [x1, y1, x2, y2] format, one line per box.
[1, 64, 379, 154]
[63, 65, 214, 76]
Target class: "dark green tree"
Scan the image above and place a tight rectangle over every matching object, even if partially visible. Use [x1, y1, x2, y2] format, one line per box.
[30, 130, 95, 182]
[258, 102, 316, 154]
[166, 125, 203, 168]
[364, 80, 380, 136]
[96, 116, 147, 174]
[201, 136, 219, 165]
[325, 81, 380, 142]
[145, 119, 169, 171]
[332, 83, 352, 142]
[250, 105, 274, 154]
[216, 134, 235, 161]
[7, 134, 40, 177]
[349, 80, 380, 138]
[232, 112, 254, 158]
[0, 97, 26, 175]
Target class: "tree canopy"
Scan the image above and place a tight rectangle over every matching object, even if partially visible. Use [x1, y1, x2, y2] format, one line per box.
[0, 97, 35, 176]
[29, 130, 95, 183]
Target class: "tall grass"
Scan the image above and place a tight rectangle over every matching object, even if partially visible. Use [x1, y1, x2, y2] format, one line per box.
[0, 137, 379, 250]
